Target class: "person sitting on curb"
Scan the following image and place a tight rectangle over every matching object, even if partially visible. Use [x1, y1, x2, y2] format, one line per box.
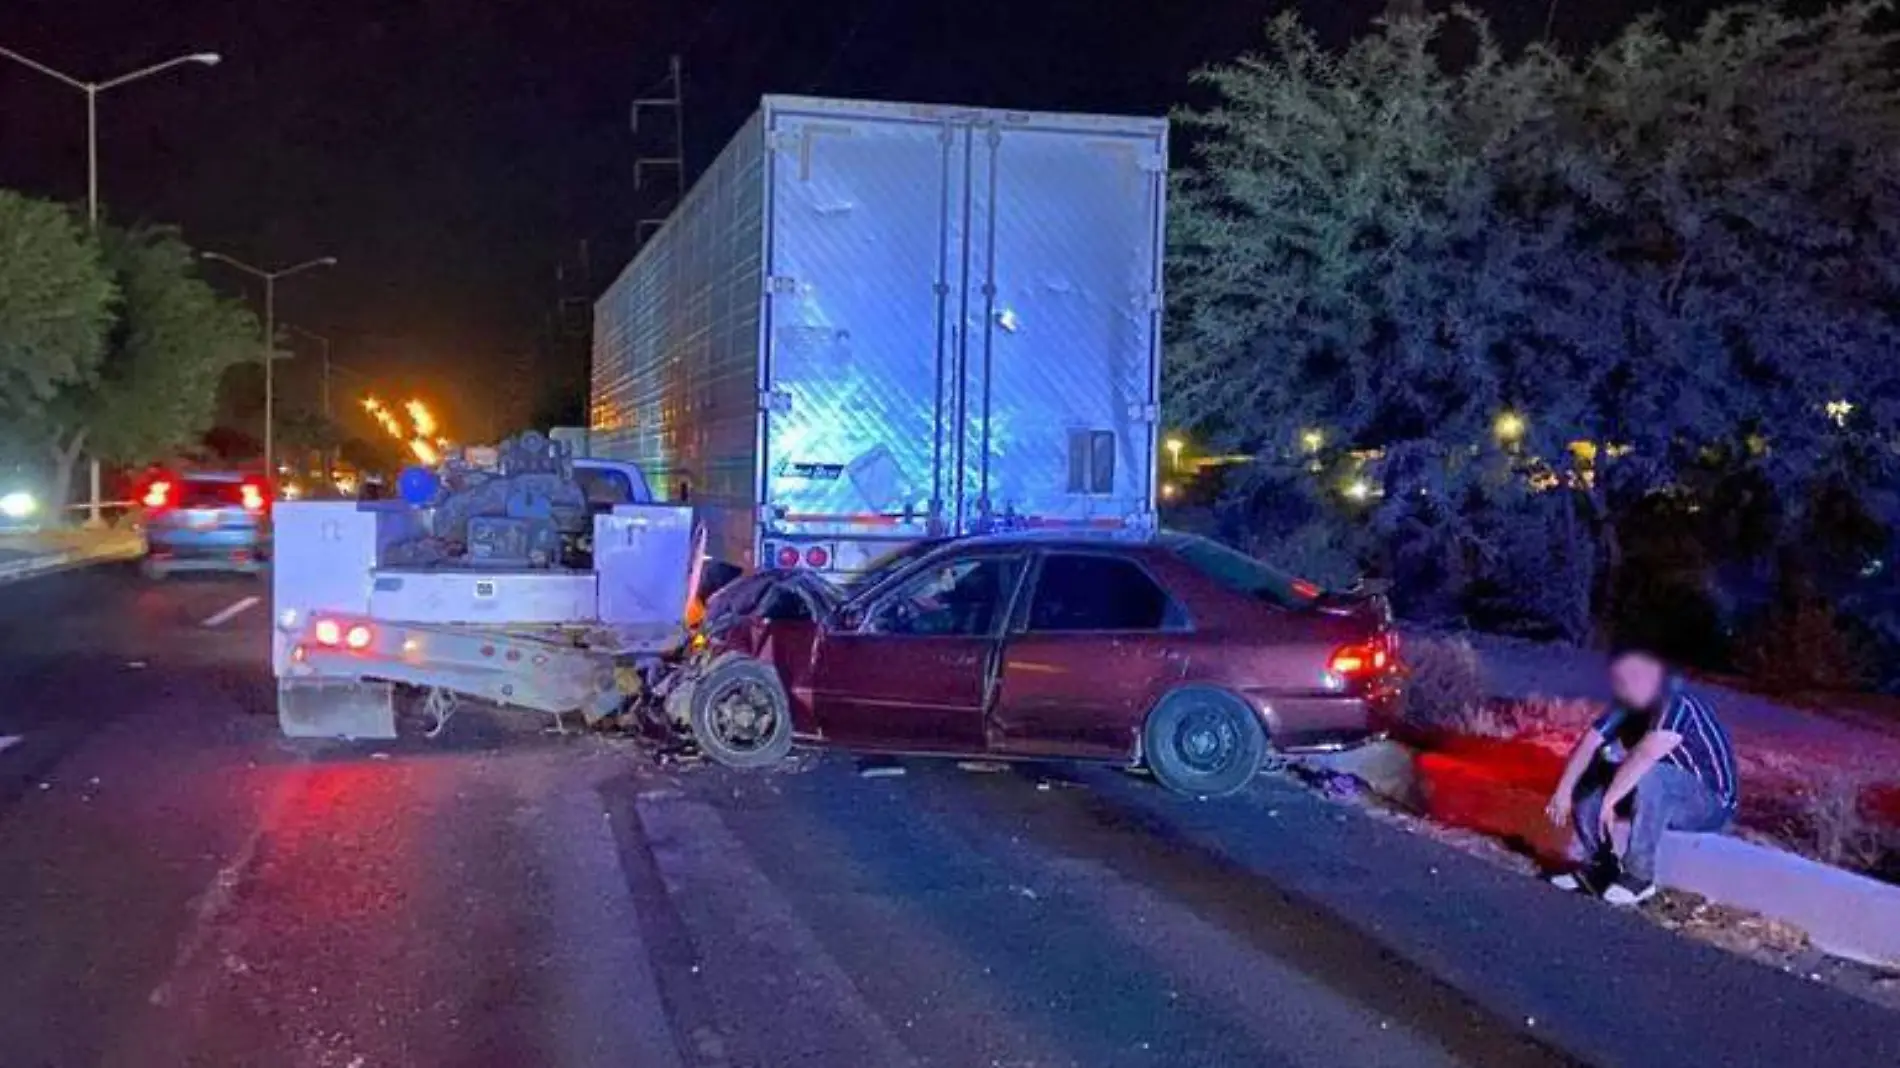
[1544, 644, 1739, 905]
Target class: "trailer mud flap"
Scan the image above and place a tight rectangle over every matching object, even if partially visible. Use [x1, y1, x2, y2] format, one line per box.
[278, 678, 397, 740]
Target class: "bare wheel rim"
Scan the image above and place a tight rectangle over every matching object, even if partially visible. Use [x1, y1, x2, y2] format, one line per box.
[1172, 702, 1241, 775]
[706, 677, 779, 752]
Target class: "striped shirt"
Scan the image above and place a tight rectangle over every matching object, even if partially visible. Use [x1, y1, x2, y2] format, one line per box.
[1592, 685, 1739, 813]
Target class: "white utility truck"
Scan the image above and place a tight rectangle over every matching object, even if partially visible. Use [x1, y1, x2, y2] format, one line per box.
[271, 433, 698, 739]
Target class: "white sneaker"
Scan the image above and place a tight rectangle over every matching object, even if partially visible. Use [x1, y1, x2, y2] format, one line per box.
[1548, 868, 1604, 894]
[1603, 877, 1657, 906]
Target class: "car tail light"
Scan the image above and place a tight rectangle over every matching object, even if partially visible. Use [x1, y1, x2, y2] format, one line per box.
[805, 545, 830, 569]
[775, 545, 801, 569]
[142, 479, 174, 510]
[345, 624, 374, 650]
[1329, 633, 1399, 679]
[240, 481, 267, 514]
[313, 618, 342, 646]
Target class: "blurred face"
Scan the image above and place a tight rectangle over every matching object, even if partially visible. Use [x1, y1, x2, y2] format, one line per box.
[1609, 651, 1668, 710]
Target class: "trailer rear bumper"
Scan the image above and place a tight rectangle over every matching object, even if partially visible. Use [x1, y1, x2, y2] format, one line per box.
[278, 678, 397, 740]
[276, 611, 627, 722]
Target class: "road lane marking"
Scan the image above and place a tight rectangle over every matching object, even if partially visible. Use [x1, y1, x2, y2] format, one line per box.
[634, 792, 920, 1067]
[147, 764, 306, 1010]
[201, 596, 260, 628]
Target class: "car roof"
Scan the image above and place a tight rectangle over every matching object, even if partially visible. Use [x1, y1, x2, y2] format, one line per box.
[946, 528, 1161, 552]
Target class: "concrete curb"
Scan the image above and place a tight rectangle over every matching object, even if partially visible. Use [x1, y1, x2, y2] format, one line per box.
[0, 539, 143, 584]
[1657, 832, 1900, 969]
[1299, 739, 1900, 969]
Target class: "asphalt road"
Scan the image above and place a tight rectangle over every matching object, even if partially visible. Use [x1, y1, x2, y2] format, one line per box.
[0, 564, 1895, 1068]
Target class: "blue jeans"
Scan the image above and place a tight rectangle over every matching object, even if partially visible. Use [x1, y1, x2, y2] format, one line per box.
[1574, 763, 1729, 883]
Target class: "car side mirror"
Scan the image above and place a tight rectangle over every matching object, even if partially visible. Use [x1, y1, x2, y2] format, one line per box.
[831, 606, 865, 632]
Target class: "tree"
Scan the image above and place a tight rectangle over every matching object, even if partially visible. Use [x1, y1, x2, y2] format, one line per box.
[0, 191, 115, 442]
[1168, 5, 1900, 642]
[1168, 12, 1590, 629]
[35, 226, 262, 502]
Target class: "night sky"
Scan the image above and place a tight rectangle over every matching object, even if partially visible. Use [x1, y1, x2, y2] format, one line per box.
[2, 0, 1711, 439]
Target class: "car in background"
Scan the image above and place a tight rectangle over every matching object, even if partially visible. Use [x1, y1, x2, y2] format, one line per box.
[139, 470, 272, 578]
[681, 531, 1405, 797]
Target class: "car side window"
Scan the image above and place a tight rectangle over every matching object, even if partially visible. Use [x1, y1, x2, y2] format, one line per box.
[1027, 554, 1178, 632]
[575, 467, 632, 511]
[867, 556, 1021, 637]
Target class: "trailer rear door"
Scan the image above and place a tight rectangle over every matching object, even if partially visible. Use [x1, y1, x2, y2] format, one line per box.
[959, 121, 1164, 531]
[761, 107, 957, 563]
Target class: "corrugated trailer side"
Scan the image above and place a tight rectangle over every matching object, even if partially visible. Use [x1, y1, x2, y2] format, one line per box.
[590, 111, 767, 571]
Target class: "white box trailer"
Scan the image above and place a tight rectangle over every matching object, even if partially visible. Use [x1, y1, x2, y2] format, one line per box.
[591, 95, 1168, 576]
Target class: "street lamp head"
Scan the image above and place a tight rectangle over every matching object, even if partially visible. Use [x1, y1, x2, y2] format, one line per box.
[188, 53, 222, 66]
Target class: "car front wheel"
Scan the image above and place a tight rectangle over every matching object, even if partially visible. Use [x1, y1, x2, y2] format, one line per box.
[1142, 687, 1266, 798]
[688, 654, 794, 769]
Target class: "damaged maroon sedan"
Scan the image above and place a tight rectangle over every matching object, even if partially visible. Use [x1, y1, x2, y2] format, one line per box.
[666, 531, 1404, 797]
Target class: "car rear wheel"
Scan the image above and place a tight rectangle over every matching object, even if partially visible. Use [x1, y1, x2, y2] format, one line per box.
[688, 654, 793, 769]
[1142, 687, 1266, 798]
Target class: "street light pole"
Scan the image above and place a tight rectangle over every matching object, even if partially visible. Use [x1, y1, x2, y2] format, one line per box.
[201, 254, 339, 479]
[287, 326, 335, 478]
[86, 88, 97, 227]
[2, 44, 219, 525]
[265, 278, 276, 472]
[0, 45, 221, 227]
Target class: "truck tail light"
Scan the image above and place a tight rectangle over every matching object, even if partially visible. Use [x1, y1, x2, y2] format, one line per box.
[240, 481, 267, 514]
[805, 545, 830, 569]
[345, 624, 374, 650]
[313, 618, 342, 646]
[775, 545, 801, 569]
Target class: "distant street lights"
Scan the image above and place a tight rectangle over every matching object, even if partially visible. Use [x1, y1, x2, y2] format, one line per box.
[0, 44, 220, 227]
[201, 253, 338, 477]
[1494, 411, 1528, 447]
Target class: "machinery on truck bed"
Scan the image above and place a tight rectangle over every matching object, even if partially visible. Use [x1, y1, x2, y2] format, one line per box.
[590, 95, 1168, 579]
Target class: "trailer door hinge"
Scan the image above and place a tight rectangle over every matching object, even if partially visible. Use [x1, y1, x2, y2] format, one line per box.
[1129, 402, 1160, 422]
[767, 275, 798, 296]
[760, 389, 792, 415]
[1139, 152, 1166, 174]
[767, 131, 802, 154]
